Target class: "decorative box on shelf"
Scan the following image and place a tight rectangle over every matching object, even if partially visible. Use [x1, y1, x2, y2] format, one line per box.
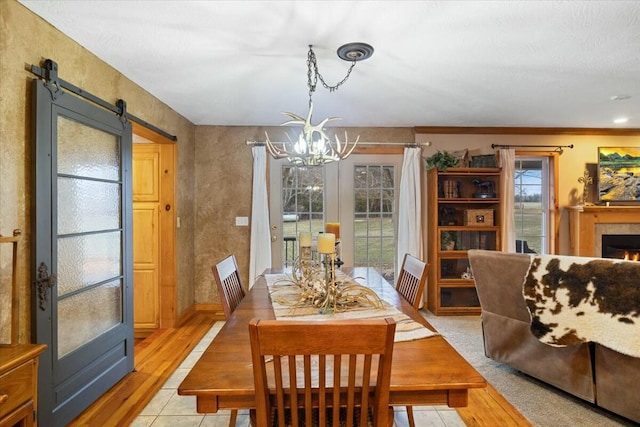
[463, 209, 494, 226]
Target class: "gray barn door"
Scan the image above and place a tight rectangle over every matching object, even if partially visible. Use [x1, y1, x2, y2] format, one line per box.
[31, 79, 134, 426]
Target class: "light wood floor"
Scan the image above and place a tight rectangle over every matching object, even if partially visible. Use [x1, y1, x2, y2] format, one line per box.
[69, 312, 220, 426]
[69, 312, 531, 427]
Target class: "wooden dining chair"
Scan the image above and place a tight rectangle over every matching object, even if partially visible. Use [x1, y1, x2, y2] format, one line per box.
[248, 318, 396, 427]
[211, 254, 245, 426]
[212, 254, 246, 320]
[395, 253, 429, 310]
[395, 253, 429, 427]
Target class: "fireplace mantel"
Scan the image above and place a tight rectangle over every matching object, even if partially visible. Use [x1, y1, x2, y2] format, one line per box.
[568, 205, 640, 256]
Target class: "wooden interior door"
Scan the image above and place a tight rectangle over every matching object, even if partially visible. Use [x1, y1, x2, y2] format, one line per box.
[132, 136, 176, 337]
[133, 144, 160, 334]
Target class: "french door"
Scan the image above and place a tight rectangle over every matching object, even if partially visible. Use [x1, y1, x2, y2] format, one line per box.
[32, 79, 134, 425]
[269, 154, 403, 282]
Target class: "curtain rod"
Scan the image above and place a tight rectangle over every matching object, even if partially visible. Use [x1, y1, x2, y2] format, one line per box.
[246, 141, 431, 147]
[491, 143, 573, 152]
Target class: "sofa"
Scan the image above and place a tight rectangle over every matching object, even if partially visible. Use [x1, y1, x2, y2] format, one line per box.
[468, 249, 640, 424]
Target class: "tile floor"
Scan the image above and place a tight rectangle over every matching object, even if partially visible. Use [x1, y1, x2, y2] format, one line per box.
[130, 322, 466, 427]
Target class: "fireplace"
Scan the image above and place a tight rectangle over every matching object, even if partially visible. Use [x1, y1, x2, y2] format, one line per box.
[602, 234, 640, 260]
[568, 206, 640, 257]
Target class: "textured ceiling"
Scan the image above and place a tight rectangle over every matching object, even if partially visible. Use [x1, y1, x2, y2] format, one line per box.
[18, 1, 640, 129]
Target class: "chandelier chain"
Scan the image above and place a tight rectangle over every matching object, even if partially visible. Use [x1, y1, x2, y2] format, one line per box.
[307, 45, 356, 108]
[263, 43, 365, 166]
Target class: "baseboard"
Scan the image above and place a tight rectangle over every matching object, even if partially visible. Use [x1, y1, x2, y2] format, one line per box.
[194, 304, 225, 320]
[133, 328, 156, 339]
[174, 304, 226, 327]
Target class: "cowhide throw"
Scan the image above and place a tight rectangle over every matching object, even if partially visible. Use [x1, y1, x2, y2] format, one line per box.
[523, 254, 640, 358]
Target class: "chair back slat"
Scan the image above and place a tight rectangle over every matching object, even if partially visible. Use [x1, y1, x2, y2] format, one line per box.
[249, 318, 396, 427]
[212, 255, 245, 319]
[396, 254, 429, 309]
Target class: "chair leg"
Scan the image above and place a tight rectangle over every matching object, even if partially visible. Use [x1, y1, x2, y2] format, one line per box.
[388, 406, 395, 427]
[406, 406, 415, 427]
[229, 409, 238, 427]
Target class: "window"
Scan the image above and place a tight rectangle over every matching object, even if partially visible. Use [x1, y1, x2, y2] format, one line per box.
[514, 154, 556, 254]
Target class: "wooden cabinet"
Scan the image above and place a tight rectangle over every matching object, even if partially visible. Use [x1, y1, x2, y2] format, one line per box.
[0, 344, 46, 427]
[427, 168, 502, 315]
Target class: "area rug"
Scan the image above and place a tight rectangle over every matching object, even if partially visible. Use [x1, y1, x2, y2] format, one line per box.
[421, 311, 637, 427]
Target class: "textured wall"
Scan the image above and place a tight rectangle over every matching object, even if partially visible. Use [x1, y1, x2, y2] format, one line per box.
[194, 127, 256, 303]
[0, 0, 196, 342]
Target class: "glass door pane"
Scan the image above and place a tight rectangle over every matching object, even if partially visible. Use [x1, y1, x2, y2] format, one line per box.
[337, 155, 402, 283]
[514, 157, 549, 254]
[57, 115, 123, 358]
[281, 165, 325, 266]
[352, 165, 397, 283]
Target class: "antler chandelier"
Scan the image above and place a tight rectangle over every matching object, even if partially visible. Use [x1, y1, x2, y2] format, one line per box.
[266, 43, 373, 166]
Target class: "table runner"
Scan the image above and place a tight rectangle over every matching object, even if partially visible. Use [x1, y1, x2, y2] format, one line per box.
[264, 273, 438, 343]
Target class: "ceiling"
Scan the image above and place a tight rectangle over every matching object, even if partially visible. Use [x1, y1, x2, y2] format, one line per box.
[18, 1, 640, 129]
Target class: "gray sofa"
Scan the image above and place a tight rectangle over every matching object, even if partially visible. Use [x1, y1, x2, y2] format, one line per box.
[468, 249, 640, 424]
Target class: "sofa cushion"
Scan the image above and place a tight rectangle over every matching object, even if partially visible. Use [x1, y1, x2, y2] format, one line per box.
[467, 249, 533, 322]
[468, 249, 596, 402]
[594, 344, 640, 423]
[482, 311, 596, 402]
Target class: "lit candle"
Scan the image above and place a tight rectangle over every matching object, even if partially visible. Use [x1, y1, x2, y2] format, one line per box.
[317, 233, 336, 254]
[299, 231, 312, 247]
[325, 222, 340, 240]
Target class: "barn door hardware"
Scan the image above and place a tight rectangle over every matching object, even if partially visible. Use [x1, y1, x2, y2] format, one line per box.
[29, 59, 176, 141]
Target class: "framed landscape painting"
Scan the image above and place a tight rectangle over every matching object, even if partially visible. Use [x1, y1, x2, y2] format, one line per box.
[598, 147, 640, 202]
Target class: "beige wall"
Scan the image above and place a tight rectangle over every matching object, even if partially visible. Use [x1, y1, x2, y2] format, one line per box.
[0, 0, 196, 343]
[416, 133, 640, 254]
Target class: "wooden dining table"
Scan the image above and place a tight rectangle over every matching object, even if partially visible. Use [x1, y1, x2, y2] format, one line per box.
[178, 267, 486, 414]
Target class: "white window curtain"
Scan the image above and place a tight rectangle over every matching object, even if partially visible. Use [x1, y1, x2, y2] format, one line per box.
[396, 146, 423, 274]
[499, 148, 516, 252]
[249, 146, 272, 287]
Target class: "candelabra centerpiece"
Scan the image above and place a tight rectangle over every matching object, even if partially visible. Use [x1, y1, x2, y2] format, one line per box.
[317, 232, 338, 313]
[325, 222, 344, 268]
[282, 224, 382, 315]
[297, 231, 313, 277]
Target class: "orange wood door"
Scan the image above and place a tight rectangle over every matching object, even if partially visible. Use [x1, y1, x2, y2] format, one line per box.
[132, 123, 177, 335]
[133, 145, 161, 333]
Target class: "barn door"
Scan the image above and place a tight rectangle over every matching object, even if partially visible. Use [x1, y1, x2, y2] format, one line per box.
[31, 77, 134, 426]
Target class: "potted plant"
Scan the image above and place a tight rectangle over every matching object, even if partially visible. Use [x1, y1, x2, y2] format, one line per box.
[440, 231, 458, 251]
[425, 150, 459, 171]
